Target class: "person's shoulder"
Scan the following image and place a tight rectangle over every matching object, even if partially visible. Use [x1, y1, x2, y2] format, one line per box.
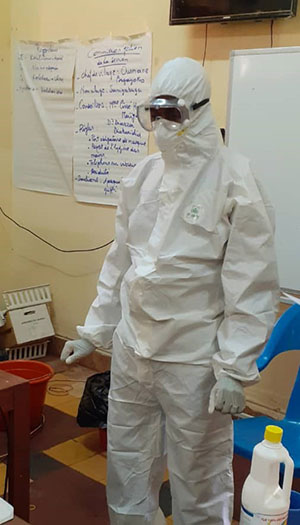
[221, 146, 264, 204]
[122, 152, 162, 189]
[220, 145, 251, 181]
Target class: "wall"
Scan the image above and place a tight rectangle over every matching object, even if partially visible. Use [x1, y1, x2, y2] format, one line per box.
[0, 0, 12, 314]
[1, 0, 300, 414]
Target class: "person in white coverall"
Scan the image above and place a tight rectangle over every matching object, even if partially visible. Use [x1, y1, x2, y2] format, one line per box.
[61, 58, 279, 524]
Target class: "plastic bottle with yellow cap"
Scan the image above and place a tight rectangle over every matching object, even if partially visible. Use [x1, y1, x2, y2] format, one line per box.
[240, 425, 294, 524]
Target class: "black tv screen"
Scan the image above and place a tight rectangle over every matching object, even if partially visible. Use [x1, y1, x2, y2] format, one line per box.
[170, 0, 298, 24]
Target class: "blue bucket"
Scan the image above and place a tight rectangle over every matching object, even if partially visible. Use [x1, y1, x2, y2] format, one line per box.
[288, 491, 300, 524]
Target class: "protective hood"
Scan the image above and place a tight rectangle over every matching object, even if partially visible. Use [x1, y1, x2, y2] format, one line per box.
[150, 57, 221, 166]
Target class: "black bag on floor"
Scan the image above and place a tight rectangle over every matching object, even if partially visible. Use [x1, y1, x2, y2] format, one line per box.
[77, 371, 110, 429]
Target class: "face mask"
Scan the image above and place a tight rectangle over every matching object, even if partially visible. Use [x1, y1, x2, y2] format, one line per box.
[153, 120, 185, 153]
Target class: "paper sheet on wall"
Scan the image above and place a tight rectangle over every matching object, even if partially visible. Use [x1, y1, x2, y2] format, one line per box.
[13, 41, 76, 195]
[74, 33, 152, 205]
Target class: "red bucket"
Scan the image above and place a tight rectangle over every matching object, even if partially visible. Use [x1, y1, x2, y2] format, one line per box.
[0, 360, 54, 431]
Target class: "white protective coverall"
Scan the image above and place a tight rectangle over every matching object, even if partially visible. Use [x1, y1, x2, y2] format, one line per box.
[77, 58, 279, 524]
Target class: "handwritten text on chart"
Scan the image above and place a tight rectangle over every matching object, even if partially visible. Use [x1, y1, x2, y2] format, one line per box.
[14, 42, 76, 196]
[74, 35, 151, 203]
[16, 46, 68, 96]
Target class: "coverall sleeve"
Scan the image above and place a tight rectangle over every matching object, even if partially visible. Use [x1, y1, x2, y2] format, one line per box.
[213, 170, 280, 385]
[77, 183, 131, 349]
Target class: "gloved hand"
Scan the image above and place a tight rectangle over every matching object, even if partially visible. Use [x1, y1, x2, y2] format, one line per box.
[208, 376, 246, 415]
[60, 339, 95, 365]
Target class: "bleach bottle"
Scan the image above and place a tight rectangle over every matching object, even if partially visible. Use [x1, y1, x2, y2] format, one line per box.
[240, 425, 294, 524]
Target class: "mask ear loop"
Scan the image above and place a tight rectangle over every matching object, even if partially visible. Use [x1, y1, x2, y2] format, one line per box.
[176, 118, 191, 136]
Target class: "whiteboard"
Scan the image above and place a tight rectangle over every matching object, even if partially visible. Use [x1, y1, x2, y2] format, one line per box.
[226, 47, 300, 292]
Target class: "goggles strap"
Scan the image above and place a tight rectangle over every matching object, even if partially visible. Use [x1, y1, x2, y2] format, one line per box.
[191, 98, 210, 111]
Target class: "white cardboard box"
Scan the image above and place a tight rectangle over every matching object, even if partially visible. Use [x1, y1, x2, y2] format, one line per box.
[9, 304, 54, 345]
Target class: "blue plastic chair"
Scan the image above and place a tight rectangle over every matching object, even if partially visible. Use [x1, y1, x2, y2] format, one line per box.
[234, 304, 300, 477]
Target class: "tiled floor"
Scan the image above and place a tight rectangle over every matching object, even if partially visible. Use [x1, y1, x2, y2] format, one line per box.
[0, 357, 239, 523]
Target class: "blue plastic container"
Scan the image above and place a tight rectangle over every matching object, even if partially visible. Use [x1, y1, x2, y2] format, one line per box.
[288, 491, 300, 524]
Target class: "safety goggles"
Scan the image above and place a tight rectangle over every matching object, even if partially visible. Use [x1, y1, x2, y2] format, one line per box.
[137, 95, 209, 132]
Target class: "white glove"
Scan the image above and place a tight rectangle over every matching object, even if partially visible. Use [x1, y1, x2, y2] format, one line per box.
[208, 376, 246, 415]
[60, 339, 95, 365]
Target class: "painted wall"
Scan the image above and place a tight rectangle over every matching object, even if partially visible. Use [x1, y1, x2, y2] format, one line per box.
[1, 0, 300, 413]
[0, 0, 12, 315]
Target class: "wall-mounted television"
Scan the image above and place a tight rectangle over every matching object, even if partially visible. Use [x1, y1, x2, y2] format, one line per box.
[169, 0, 298, 25]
